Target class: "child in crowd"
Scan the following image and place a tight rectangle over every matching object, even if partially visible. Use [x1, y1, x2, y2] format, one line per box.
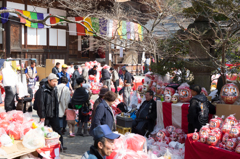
[65, 103, 76, 137]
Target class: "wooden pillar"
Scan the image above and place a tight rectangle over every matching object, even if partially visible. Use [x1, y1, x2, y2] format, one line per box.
[47, 8, 49, 59]
[2, 0, 6, 58]
[24, 1, 27, 59]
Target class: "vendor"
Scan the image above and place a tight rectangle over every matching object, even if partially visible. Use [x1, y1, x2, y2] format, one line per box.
[52, 62, 60, 75]
[81, 64, 89, 82]
[89, 65, 98, 76]
[132, 90, 156, 136]
[25, 60, 37, 87]
[188, 84, 216, 133]
[122, 67, 133, 107]
[101, 67, 111, 91]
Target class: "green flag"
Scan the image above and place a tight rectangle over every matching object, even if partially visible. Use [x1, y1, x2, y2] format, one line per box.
[91, 17, 99, 36]
[30, 12, 38, 28]
[122, 21, 127, 39]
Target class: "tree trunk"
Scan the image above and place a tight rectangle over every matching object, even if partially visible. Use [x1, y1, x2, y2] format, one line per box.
[221, 44, 226, 85]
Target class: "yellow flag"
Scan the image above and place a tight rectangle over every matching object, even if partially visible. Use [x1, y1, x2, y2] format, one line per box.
[84, 17, 93, 36]
[138, 24, 143, 41]
[23, 11, 31, 27]
[117, 21, 122, 39]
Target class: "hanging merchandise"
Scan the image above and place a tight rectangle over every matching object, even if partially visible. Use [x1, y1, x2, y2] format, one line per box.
[91, 17, 100, 35]
[99, 18, 108, 36]
[84, 17, 93, 36]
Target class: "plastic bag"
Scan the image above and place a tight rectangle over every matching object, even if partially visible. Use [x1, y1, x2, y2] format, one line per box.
[224, 114, 238, 126]
[7, 110, 24, 123]
[129, 91, 138, 109]
[0, 121, 10, 133]
[0, 112, 7, 120]
[199, 124, 211, 137]
[164, 148, 172, 159]
[0, 134, 13, 147]
[22, 128, 45, 149]
[8, 123, 23, 140]
[20, 153, 40, 159]
[125, 133, 146, 152]
[0, 128, 6, 137]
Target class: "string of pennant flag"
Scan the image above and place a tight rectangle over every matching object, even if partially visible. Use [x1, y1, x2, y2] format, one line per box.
[0, 8, 144, 41]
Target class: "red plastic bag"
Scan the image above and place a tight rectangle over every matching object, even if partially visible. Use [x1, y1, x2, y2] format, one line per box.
[0, 128, 6, 137]
[7, 110, 24, 123]
[199, 124, 211, 137]
[0, 121, 10, 133]
[0, 112, 7, 120]
[224, 114, 238, 126]
[125, 133, 146, 152]
[222, 123, 232, 134]
[8, 123, 23, 140]
[192, 129, 199, 141]
[222, 133, 230, 144]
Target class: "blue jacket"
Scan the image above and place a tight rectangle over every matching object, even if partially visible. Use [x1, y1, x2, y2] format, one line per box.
[57, 72, 71, 88]
[90, 100, 114, 135]
[81, 146, 106, 159]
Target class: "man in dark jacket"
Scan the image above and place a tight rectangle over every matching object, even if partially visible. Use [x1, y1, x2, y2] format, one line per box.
[188, 84, 216, 133]
[89, 65, 98, 76]
[82, 125, 120, 159]
[101, 67, 111, 91]
[72, 65, 81, 89]
[52, 62, 60, 75]
[132, 90, 157, 136]
[35, 73, 66, 150]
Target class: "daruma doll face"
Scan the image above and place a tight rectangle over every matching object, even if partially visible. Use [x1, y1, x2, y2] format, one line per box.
[221, 83, 239, 104]
[178, 87, 192, 102]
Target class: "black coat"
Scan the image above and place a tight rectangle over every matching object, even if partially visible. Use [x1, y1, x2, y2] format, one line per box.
[89, 68, 97, 76]
[188, 94, 216, 133]
[36, 82, 59, 119]
[71, 70, 81, 89]
[101, 69, 111, 80]
[52, 66, 59, 75]
[71, 87, 89, 106]
[90, 100, 114, 135]
[136, 99, 157, 132]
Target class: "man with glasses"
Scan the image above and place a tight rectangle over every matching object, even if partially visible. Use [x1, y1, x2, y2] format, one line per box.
[57, 64, 73, 91]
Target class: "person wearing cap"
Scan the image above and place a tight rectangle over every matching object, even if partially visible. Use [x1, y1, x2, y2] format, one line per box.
[90, 91, 117, 135]
[67, 62, 74, 75]
[91, 88, 109, 126]
[109, 67, 119, 94]
[57, 64, 73, 91]
[82, 124, 120, 159]
[101, 66, 111, 91]
[81, 64, 89, 82]
[35, 73, 66, 150]
[52, 62, 60, 75]
[188, 84, 215, 133]
[72, 65, 81, 89]
[121, 67, 133, 107]
[89, 65, 98, 76]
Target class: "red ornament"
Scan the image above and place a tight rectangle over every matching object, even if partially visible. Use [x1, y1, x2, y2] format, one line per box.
[226, 138, 237, 151]
[229, 126, 240, 138]
[224, 114, 238, 126]
[166, 125, 176, 134]
[220, 83, 239, 104]
[199, 125, 211, 137]
[192, 130, 199, 141]
[212, 128, 222, 140]
[222, 133, 230, 144]
[178, 134, 185, 144]
[200, 135, 208, 143]
[157, 129, 170, 138]
[209, 118, 221, 130]
[175, 128, 184, 135]
[222, 123, 232, 134]
[178, 83, 192, 102]
[207, 132, 219, 146]
[164, 87, 175, 96]
[219, 142, 225, 149]
[169, 132, 178, 141]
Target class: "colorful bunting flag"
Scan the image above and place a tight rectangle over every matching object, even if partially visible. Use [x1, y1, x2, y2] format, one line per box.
[138, 24, 143, 41]
[107, 20, 113, 37]
[0, 7, 9, 24]
[117, 21, 122, 38]
[75, 17, 85, 36]
[15, 9, 26, 24]
[44, 13, 51, 28]
[37, 13, 44, 28]
[23, 10, 31, 27]
[99, 18, 108, 36]
[130, 22, 135, 40]
[30, 12, 38, 28]
[127, 22, 131, 40]
[84, 17, 93, 36]
[134, 23, 139, 41]
[122, 21, 127, 39]
[112, 20, 118, 37]
[68, 17, 77, 36]
[91, 17, 99, 35]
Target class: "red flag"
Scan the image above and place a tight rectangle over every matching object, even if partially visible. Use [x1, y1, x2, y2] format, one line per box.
[75, 17, 85, 36]
[15, 9, 26, 24]
[50, 16, 56, 24]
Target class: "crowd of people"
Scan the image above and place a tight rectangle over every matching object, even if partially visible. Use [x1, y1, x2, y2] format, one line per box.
[2, 60, 217, 159]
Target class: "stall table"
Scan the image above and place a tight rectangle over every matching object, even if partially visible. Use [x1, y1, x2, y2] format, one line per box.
[0, 140, 36, 159]
[185, 133, 240, 159]
[156, 101, 213, 133]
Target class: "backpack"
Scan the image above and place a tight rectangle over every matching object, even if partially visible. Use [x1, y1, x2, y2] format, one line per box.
[33, 89, 41, 111]
[117, 102, 128, 113]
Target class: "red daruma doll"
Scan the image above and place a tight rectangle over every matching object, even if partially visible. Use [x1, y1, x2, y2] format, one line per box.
[178, 83, 192, 102]
[192, 129, 199, 141]
[224, 114, 238, 126]
[226, 138, 237, 151]
[220, 83, 239, 104]
[229, 126, 240, 138]
[207, 132, 219, 146]
[222, 133, 230, 144]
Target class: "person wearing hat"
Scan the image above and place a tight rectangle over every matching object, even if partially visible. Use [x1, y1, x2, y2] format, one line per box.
[35, 73, 66, 150]
[57, 64, 73, 91]
[81, 64, 89, 82]
[121, 67, 133, 107]
[82, 124, 120, 159]
[91, 88, 109, 126]
[188, 84, 215, 133]
[72, 65, 81, 89]
[25, 60, 37, 87]
[67, 62, 74, 75]
[109, 67, 119, 94]
[89, 65, 98, 76]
